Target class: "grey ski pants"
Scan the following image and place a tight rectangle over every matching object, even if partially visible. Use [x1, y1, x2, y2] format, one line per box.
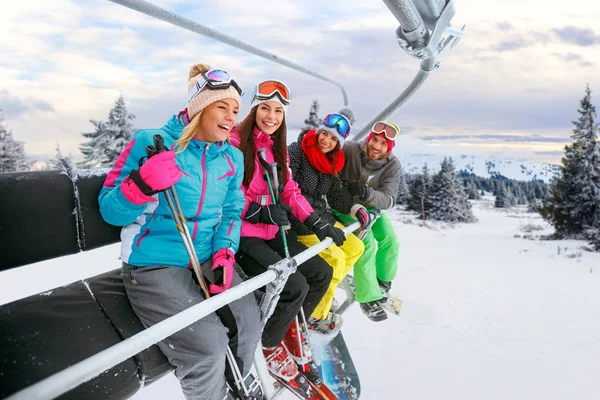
[122, 263, 261, 400]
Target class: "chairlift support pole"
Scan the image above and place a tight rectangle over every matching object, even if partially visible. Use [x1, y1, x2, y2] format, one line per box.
[354, 0, 464, 141]
[106, 0, 349, 106]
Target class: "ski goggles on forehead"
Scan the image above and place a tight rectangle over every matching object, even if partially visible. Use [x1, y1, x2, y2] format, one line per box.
[187, 69, 244, 103]
[371, 121, 400, 141]
[255, 80, 292, 105]
[323, 113, 351, 138]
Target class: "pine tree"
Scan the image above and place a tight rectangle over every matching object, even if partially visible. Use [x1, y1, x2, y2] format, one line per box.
[589, 221, 600, 251]
[303, 100, 322, 130]
[79, 95, 135, 168]
[495, 181, 508, 208]
[467, 182, 481, 200]
[0, 110, 29, 173]
[407, 164, 432, 217]
[52, 142, 72, 170]
[540, 85, 600, 237]
[427, 157, 476, 222]
[396, 164, 409, 205]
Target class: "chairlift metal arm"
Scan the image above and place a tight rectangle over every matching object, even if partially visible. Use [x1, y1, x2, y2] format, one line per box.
[353, 0, 463, 141]
[106, 0, 349, 105]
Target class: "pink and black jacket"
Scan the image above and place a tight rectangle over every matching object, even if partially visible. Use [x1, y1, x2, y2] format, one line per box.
[229, 127, 314, 241]
[99, 114, 245, 267]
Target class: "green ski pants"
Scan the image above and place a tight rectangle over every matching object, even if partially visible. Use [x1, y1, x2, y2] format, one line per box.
[337, 211, 400, 303]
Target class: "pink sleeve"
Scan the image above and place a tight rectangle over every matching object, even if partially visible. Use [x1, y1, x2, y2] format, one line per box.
[240, 183, 253, 219]
[281, 160, 313, 222]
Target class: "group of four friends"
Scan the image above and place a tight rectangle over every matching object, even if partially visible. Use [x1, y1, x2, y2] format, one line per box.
[99, 63, 403, 400]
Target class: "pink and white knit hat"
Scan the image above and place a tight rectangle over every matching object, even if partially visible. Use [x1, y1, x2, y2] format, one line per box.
[187, 73, 242, 120]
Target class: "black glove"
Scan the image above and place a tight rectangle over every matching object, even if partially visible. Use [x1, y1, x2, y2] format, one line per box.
[245, 202, 291, 226]
[305, 213, 346, 246]
[345, 180, 369, 200]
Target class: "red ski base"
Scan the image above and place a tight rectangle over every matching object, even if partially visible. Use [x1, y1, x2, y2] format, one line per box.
[270, 370, 338, 399]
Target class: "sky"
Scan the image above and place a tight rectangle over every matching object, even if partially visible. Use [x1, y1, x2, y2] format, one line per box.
[1, 0, 600, 164]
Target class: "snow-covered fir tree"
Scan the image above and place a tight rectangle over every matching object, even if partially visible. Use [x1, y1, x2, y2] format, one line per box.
[52, 142, 73, 170]
[303, 100, 322, 130]
[589, 221, 600, 251]
[407, 164, 432, 216]
[467, 182, 481, 200]
[495, 181, 508, 208]
[396, 164, 409, 205]
[79, 95, 135, 168]
[540, 84, 600, 239]
[426, 157, 476, 222]
[0, 110, 29, 173]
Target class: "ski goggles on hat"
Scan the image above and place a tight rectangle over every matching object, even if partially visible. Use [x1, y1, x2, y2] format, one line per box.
[255, 80, 292, 105]
[323, 113, 351, 138]
[188, 69, 244, 103]
[371, 121, 400, 141]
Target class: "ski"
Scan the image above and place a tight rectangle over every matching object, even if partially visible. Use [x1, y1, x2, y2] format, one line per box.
[268, 371, 332, 399]
[302, 373, 339, 400]
[338, 275, 436, 326]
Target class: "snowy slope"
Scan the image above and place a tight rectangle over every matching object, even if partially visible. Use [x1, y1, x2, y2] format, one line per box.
[396, 153, 560, 183]
[1, 199, 599, 400]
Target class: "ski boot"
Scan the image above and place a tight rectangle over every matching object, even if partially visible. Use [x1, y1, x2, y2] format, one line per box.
[282, 321, 321, 385]
[359, 300, 388, 322]
[262, 343, 311, 397]
[378, 279, 392, 302]
[307, 311, 343, 335]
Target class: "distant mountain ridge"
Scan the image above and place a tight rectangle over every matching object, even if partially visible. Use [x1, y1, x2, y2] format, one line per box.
[396, 153, 561, 183]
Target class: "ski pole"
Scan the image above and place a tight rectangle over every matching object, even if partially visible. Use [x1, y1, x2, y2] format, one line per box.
[147, 135, 210, 297]
[257, 148, 290, 258]
[147, 135, 252, 398]
[268, 161, 290, 258]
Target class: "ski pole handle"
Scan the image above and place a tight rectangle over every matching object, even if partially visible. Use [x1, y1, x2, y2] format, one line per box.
[145, 135, 167, 158]
[153, 134, 167, 152]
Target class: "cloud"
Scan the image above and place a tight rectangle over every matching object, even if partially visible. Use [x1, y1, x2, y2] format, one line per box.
[496, 22, 514, 30]
[0, 90, 55, 118]
[553, 52, 583, 62]
[534, 150, 565, 156]
[420, 134, 571, 143]
[551, 26, 600, 46]
[491, 37, 533, 52]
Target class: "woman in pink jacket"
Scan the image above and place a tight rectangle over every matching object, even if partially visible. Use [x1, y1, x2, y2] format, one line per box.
[230, 81, 335, 389]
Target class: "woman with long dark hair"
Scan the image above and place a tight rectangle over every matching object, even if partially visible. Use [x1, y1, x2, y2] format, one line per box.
[229, 80, 334, 390]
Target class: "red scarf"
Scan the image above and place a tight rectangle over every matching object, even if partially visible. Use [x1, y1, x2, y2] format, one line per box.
[301, 130, 345, 175]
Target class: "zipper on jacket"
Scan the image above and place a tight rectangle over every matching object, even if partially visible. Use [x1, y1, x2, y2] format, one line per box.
[136, 214, 156, 247]
[194, 143, 209, 218]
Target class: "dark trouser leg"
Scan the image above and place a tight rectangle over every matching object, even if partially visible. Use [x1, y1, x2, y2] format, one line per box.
[267, 230, 333, 319]
[236, 236, 309, 347]
[212, 265, 261, 388]
[122, 264, 229, 400]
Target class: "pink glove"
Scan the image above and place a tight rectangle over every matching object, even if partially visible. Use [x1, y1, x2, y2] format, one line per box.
[351, 204, 371, 230]
[139, 151, 182, 192]
[123, 151, 182, 205]
[121, 176, 157, 205]
[209, 248, 235, 294]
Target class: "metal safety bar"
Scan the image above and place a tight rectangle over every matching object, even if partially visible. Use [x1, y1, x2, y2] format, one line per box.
[106, 0, 349, 105]
[6, 222, 361, 400]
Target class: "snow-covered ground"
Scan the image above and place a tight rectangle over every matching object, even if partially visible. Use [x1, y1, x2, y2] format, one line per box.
[2, 197, 599, 400]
